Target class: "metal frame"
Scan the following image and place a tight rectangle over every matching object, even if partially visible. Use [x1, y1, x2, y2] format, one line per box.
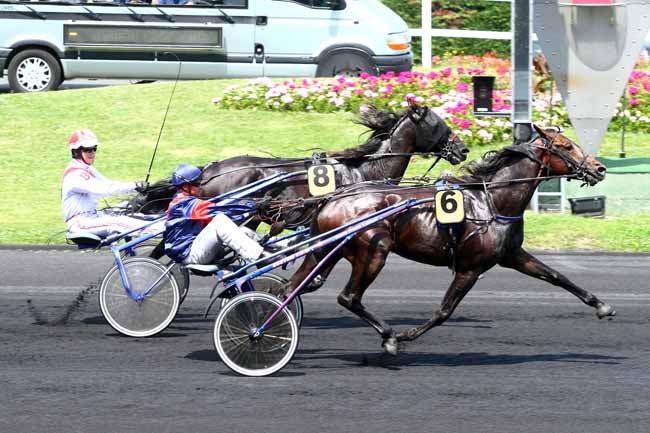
[97, 171, 307, 303]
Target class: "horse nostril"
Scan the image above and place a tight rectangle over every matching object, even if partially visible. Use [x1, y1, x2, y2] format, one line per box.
[598, 166, 606, 173]
[461, 148, 470, 154]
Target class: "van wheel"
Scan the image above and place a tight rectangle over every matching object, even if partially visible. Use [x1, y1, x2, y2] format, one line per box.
[8, 49, 62, 93]
[317, 53, 378, 78]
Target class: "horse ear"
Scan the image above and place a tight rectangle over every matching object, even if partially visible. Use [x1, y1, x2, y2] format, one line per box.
[532, 123, 549, 139]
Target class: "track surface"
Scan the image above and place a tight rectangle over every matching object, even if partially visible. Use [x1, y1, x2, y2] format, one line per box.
[1, 248, 649, 433]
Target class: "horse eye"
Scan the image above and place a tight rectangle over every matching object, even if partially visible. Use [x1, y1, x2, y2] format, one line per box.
[566, 144, 574, 150]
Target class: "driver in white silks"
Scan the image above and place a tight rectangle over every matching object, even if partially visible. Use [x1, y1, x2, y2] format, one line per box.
[164, 164, 275, 265]
[61, 129, 162, 237]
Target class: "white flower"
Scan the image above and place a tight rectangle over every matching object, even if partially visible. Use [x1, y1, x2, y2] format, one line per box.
[388, 100, 397, 106]
[359, 105, 370, 113]
[502, 133, 510, 140]
[232, 96, 241, 101]
[280, 94, 294, 104]
[212, 98, 221, 104]
[306, 105, 314, 111]
[341, 89, 352, 98]
[461, 129, 473, 136]
[400, 101, 409, 107]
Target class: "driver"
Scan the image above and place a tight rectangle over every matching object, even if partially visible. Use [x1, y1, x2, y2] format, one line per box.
[61, 129, 156, 237]
[164, 163, 274, 265]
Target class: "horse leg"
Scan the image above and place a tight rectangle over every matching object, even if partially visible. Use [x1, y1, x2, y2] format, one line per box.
[499, 248, 615, 319]
[337, 236, 399, 355]
[397, 270, 480, 342]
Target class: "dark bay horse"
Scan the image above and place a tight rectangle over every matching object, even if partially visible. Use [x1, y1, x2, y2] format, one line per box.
[284, 125, 612, 354]
[129, 104, 469, 228]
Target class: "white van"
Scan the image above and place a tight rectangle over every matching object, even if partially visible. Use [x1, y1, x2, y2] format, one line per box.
[0, 0, 412, 92]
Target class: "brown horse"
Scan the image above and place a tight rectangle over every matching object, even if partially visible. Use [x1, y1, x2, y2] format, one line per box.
[284, 125, 612, 354]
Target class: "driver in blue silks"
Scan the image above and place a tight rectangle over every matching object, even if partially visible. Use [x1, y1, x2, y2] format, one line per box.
[164, 164, 273, 265]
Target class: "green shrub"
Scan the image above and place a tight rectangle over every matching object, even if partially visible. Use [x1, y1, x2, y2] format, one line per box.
[379, 0, 511, 62]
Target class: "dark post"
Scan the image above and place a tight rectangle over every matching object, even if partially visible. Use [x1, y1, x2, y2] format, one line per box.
[472, 75, 495, 114]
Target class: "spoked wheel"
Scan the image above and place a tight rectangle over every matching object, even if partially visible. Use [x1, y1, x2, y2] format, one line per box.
[121, 239, 190, 304]
[218, 274, 303, 327]
[99, 257, 180, 338]
[214, 292, 299, 377]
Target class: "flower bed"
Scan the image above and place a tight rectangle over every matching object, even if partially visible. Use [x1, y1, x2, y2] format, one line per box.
[213, 54, 650, 146]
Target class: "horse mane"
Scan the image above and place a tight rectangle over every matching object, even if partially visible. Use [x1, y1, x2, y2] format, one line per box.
[328, 106, 402, 163]
[455, 147, 525, 183]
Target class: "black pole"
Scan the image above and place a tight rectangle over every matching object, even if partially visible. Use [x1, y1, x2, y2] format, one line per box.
[620, 90, 626, 159]
[145, 53, 182, 183]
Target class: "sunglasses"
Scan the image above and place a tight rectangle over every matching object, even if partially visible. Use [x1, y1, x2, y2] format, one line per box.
[80, 146, 98, 153]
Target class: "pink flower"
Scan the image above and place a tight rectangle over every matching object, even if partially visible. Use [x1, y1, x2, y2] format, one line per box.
[457, 67, 465, 74]
[451, 117, 460, 124]
[441, 67, 452, 76]
[629, 86, 640, 95]
[456, 82, 469, 93]
[360, 72, 370, 79]
[628, 98, 641, 106]
[460, 120, 472, 129]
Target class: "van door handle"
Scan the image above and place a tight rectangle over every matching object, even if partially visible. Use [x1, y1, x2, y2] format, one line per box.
[256, 16, 268, 26]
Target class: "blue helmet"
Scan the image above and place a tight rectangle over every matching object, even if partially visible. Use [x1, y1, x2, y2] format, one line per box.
[171, 164, 202, 187]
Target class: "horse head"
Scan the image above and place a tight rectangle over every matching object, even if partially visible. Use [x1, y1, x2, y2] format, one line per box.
[405, 103, 469, 165]
[128, 177, 177, 214]
[531, 124, 606, 186]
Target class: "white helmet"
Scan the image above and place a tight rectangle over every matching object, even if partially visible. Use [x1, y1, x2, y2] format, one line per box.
[68, 129, 99, 151]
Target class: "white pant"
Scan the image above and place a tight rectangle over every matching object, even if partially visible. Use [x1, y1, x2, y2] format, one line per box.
[185, 213, 264, 265]
[68, 211, 164, 238]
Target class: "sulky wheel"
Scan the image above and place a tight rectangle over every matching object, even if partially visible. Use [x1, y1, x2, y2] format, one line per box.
[218, 274, 303, 327]
[99, 257, 180, 338]
[120, 239, 190, 304]
[213, 292, 299, 377]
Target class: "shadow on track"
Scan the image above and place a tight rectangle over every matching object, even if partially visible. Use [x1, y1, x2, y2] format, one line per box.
[301, 315, 493, 330]
[295, 350, 627, 370]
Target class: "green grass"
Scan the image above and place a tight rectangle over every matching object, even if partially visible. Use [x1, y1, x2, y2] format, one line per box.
[1, 78, 648, 251]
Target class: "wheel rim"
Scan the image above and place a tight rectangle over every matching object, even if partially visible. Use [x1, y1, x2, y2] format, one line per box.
[16, 57, 52, 91]
[214, 293, 298, 376]
[100, 258, 180, 337]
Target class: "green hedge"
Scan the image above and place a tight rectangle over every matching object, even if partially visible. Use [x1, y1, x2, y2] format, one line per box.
[379, 0, 511, 62]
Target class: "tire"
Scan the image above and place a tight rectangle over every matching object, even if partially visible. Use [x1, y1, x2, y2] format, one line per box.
[8, 49, 62, 93]
[121, 239, 190, 305]
[316, 52, 378, 77]
[213, 292, 299, 377]
[99, 257, 180, 338]
[218, 274, 303, 327]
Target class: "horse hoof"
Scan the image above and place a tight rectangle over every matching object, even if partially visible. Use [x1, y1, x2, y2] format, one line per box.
[382, 336, 399, 356]
[597, 304, 616, 319]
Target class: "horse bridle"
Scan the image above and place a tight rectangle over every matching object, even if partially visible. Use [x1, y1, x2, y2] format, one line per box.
[507, 133, 592, 181]
[404, 106, 461, 158]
